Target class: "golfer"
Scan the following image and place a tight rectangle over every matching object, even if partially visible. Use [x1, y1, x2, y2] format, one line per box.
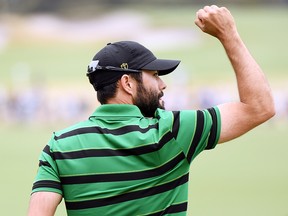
[28, 5, 275, 216]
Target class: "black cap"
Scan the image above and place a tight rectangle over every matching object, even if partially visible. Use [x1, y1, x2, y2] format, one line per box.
[87, 41, 181, 90]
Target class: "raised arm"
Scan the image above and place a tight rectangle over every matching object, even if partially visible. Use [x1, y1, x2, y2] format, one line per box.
[28, 192, 62, 216]
[195, 5, 275, 143]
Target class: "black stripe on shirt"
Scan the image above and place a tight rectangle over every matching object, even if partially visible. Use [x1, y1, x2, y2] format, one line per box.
[54, 124, 158, 141]
[42, 145, 56, 161]
[187, 110, 204, 163]
[32, 180, 62, 191]
[145, 202, 187, 216]
[43, 145, 50, 155]
[65, 173, 189, 210]
[60, 153, 185, 184]
[52, 130, 175, 160]
[172, 111, 180, 139]
[39, 160, 52, 168]
[206, 107, 218, 149]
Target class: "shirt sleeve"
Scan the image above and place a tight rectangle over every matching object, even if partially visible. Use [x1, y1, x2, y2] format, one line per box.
[175, 106, 221, 164]
[31, 135, 63, 195]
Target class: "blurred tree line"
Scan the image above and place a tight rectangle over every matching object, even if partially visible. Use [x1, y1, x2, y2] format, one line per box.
[1, 0, 287, 14]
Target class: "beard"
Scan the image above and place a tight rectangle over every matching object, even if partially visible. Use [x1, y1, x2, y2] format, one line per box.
[133, 82, 165, 117]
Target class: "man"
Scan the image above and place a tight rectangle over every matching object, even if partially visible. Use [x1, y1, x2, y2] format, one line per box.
[28, 5, 275, 216]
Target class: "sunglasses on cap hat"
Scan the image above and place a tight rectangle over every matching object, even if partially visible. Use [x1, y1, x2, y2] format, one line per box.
[87, 60, 142, 76]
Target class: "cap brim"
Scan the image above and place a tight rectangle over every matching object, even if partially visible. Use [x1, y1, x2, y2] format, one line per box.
[141, 59, 180, 76]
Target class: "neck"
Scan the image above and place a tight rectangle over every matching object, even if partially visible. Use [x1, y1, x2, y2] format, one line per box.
[106, 90, 134, 105]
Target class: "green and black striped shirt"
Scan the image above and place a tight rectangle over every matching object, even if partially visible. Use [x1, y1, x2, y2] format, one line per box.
[32, 104, 221, 216]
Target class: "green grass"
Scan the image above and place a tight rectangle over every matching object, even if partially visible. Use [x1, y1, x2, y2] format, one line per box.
[1, 5, 288, 216]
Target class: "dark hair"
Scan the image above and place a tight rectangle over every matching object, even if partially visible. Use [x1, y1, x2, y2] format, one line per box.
[96, 82, 118, 104]
[96, 72, 143, 104]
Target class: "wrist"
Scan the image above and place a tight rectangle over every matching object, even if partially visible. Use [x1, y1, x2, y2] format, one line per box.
[219, 30, 242, 48]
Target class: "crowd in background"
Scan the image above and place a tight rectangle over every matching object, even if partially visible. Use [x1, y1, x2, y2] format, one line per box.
[0, 83, 287, 125]
[0, 85, 90, 124]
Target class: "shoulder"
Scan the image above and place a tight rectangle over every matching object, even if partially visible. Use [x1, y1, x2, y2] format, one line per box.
[155, 107, 221, 129]
[52, 119, 93, 141]
[155, 108, 198, 122]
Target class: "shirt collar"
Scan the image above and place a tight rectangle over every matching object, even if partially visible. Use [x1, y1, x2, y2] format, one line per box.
[90, 104, 144, 119]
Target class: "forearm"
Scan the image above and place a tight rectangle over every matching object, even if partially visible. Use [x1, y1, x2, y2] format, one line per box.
[220, 32, 274, 117]
[195, 5, 274, 120]
[195, 5, 275, 143]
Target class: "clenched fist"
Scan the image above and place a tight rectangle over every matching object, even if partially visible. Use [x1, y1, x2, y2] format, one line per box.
[195, 5, 238, 41]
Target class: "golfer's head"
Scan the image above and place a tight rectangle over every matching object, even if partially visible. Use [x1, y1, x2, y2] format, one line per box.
[86, 41, 180, 91]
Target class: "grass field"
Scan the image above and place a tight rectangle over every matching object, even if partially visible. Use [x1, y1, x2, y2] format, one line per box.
[1, 5, 288, 216]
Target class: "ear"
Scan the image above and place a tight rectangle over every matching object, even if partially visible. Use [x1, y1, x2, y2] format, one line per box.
[119, 74, 135, 95]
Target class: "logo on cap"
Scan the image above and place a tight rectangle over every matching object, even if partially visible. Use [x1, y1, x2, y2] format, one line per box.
[120, 63, 128, 69]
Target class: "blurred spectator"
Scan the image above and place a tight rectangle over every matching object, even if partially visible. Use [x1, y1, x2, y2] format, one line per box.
[0, 85, 286, 124]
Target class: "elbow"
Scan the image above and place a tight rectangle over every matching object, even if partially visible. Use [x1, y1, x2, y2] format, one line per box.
[265, 95, 276, 119]
[258, 99, 276, 123]
[248, 94, 276, 126]
[269, 102, 276, 118]
[262, 107, 276, 122]
[266, 103, 276, 119]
